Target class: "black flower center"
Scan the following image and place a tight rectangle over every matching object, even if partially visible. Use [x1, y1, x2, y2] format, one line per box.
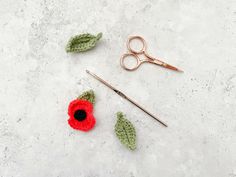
[74, 109, 87, 121]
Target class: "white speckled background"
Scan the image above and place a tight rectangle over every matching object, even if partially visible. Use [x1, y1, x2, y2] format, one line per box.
[0, 0, 236, 177]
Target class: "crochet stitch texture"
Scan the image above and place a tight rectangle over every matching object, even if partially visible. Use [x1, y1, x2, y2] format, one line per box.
[115, 112, 136, 150]
[67, 90, 96, 132]
[78, 90, 95, 105]
[66, 33, 102, 53]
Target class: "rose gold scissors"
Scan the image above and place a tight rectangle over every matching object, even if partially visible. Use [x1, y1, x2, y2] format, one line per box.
[120, 36, 183, 72]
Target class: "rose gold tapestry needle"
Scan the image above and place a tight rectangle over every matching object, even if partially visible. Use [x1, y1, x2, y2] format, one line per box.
[86, 70, 168, 127]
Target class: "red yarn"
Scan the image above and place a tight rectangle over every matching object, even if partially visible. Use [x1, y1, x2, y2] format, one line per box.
[68, 99, 96, 131]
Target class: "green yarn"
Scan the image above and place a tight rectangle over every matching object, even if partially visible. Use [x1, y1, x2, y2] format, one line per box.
[78, 90, 95, 104]
[66, 33, 102, 53]
[115, 112, 136, 150]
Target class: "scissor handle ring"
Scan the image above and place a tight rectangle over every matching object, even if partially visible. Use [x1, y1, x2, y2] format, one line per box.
[120, 53, 141, 71]
[127, 36, 146, 54]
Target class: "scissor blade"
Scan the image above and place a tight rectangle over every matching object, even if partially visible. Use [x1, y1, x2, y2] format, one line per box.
[163, 63, 183, 72]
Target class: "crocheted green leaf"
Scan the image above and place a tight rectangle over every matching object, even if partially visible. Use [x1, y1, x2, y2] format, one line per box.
[66, 33, 102, 53]
[115, 112, 136, 150]
[78, 90, 95, 104]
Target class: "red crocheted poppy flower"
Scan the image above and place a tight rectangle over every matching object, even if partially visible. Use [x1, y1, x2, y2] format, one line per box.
[68, 99, 96, 131]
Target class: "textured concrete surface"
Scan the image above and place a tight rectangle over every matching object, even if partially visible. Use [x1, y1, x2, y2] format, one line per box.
[0, 0, 236, 177]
